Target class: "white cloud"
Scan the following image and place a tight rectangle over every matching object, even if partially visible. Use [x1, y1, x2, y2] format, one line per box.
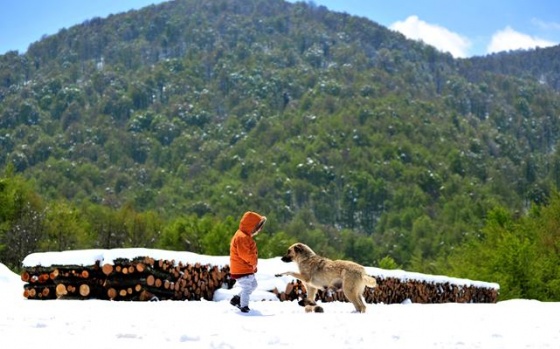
[390, 15, 471, 58]
[487, 26, 556, 54]
[531, 18, 560, 31]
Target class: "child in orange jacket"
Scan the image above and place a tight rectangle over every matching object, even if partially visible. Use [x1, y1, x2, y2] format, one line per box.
[229, 211, 267, 313]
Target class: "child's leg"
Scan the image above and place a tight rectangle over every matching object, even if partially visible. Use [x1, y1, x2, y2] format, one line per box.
[237, 274, 258, 308]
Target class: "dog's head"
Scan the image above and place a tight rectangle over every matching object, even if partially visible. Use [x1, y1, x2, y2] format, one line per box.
[280, 243, 315, 263]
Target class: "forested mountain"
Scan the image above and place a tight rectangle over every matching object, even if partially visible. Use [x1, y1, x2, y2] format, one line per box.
[1, 0, 560, 300]
[461, 45, 560, 91]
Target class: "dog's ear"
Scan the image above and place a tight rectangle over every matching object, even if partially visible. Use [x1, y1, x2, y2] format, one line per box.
[294, 243, 304, 253]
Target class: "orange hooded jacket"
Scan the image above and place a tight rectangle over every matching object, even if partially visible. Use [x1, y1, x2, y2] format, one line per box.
[229, 211, 266, 279]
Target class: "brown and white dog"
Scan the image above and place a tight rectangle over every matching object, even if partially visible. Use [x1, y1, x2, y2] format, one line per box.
[276, 242, 377, 313]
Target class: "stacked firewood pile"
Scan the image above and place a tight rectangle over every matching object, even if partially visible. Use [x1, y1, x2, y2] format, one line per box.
[363, 277, 499, 304]
[21, 256, 231, 301]
[101, 257, 232, 301]
[21, 261, 106, 300]
[21, 250, 498, 304]
[274, 276, 498, 304]
[21, 266, 58, 300]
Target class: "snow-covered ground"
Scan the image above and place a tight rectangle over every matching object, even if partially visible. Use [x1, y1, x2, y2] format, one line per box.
[1, 248, 559, 349]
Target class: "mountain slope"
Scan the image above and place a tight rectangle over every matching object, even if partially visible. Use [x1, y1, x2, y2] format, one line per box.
[1, 0, 560, 268]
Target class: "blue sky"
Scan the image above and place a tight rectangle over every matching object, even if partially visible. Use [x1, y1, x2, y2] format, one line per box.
[1, 0, 559, 58]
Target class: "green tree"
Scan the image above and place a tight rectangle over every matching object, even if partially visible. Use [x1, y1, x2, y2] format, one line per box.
[200, 215, 237, 255]
[40, 201, 90, 251]
[445, 197, 560, 301]
[157, 215, 205, 253]
[0, 169, 45, 269]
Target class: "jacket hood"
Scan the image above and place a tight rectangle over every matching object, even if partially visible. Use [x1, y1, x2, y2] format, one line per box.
[239, 211, 267, 235]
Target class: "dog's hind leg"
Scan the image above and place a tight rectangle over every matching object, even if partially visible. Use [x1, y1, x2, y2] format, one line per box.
[346, 291, 367, 313]
[343, 282, 367, 313]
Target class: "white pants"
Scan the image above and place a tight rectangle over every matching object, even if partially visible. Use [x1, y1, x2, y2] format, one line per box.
[236, 274, 258, 308]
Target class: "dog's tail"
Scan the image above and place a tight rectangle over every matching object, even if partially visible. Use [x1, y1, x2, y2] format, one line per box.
[363, 275, 377, 288]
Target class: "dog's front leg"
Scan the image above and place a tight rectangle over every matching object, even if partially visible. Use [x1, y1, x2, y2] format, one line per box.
[299, 284, 323, 312]
[305, 285, 318, 304]
[275, 271, 309, 282]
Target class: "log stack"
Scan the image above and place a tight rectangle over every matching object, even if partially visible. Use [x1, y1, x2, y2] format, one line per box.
[101, 257, 231, 301]
[21, 256, 231, 302]
[21, 249, 498, 304]
[362, 277, 498, 304]
[275, 275, 499, 304]
[21, 266, 58, 300]
[53, 261, 106, 299]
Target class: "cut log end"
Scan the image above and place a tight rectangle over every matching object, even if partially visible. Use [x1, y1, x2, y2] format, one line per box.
[56, 283, 68, 297]
[21, 271, 30, 282]
[107, 288, 117, 300]
[102, 264, 113, 276]
[79, 284, 90, 297]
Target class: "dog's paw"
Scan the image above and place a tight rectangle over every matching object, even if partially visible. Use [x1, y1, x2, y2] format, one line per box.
[298, 298, 317, 307]
[304, 305, 324, 313]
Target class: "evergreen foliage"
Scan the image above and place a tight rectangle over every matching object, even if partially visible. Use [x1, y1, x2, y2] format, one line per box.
[445, 194, 560, 301]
